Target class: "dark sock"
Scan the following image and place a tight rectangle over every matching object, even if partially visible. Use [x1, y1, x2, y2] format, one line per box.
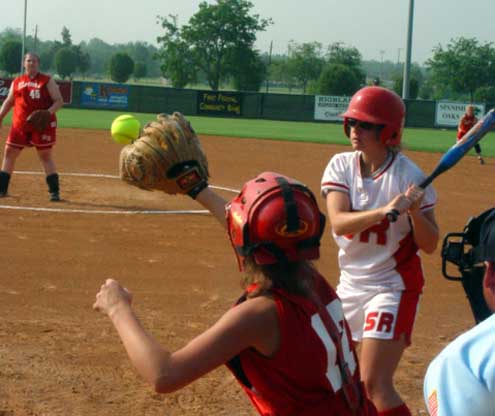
[46, 173, 60, 195]
[0, 171, 11, 194]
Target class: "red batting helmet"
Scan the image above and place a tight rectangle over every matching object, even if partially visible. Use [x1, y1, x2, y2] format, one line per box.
[342, 86, 405, 145]
[226, 172, 326, 270]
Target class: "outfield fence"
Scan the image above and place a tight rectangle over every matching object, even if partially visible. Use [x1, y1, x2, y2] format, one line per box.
[3, 78, 493, 129]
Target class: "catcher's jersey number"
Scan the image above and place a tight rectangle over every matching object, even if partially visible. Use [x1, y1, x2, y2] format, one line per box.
[311, 299, 357, 392]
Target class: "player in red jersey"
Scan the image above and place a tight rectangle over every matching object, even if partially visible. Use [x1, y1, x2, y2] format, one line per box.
[94, 172, 377, 415]
[457, 105, 484, 165]
[0, 52, 64, 200]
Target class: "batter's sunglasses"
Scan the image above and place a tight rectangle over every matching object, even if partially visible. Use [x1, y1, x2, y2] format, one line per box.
[347, 118, 383, 131]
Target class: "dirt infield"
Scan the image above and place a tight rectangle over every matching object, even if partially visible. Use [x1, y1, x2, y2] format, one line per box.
[0, 126, 493, 415]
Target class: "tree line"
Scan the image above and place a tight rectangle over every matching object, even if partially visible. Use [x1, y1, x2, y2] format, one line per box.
[0, 26, 161, 82]
[1, 0, 494, 103]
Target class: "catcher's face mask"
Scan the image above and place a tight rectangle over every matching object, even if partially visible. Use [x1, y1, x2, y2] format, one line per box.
[479, 210, 495, 263]
[441, 208, 495, 323]
[226, 172, 325, 271]
[441, 208, 495, 280]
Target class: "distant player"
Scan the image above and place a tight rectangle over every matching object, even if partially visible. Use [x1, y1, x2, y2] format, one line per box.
[94, 172, 377, 415]
[0, 52, 64, 200]
[458, 105, 485, 165]
[424, 208, 495, 416]
[321, 86, 439, 415]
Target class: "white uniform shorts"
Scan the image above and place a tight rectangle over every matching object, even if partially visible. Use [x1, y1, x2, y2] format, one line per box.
[337, 282, 421, 345]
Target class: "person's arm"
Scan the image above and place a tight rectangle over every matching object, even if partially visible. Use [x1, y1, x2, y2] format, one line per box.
[325, 190, 411, 236]
[0, 85, 15, 125]
[409, 209, 439, 253]
[195, 186, 229, 229]
[46, 77, 64, 114]
[93, 279, 278, 393]
[405, 185, 439, 254]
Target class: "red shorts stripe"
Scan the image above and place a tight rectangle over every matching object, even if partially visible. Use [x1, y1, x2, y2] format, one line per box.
[393, 290, 420, 345]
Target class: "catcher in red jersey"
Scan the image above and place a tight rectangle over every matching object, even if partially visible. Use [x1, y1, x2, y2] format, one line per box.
[321, 87, 439, 416]
[457, 104, 485, 165]
[0, 52, 64, 200]
[94, 169, 377, 415]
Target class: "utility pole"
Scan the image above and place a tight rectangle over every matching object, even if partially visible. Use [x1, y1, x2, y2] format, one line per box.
[402, 0, 415, 99]
[265, 40, 273, 93]
[21, 0, 28, 73]
[33, 24, 38, 52]
[379, 50, 385, 81]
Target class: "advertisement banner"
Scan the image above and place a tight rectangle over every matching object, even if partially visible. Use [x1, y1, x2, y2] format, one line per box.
[80, 82, 129, 109]
[314, 95, 351, 121]
[197, 91, 242, 116]
[0, 78, 72, 104]
[435, 101, 486, 127]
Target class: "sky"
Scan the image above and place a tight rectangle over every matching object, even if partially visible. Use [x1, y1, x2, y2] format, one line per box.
[1, 0, 493, 65]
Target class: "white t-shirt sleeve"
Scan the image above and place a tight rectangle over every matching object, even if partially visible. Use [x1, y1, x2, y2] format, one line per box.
[423, 315, 495, 416]
[321, 153, 351, 197]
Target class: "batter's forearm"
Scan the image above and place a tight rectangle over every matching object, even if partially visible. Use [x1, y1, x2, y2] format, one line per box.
[331, 208, 387, 236]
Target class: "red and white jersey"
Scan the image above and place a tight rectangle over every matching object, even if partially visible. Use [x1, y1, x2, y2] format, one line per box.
[321, 151, 436, 291]
[12, 72, 56, 128]
[227, 272, 376, 416]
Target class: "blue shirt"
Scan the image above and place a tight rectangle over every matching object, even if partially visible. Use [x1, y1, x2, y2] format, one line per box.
[424, 314, 495, 415]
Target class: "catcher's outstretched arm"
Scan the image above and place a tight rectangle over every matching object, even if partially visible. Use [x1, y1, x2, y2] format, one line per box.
[195, 187, 228, 229]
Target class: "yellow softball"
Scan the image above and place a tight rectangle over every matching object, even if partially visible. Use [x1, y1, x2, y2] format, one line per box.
[110, 114, 141, 145]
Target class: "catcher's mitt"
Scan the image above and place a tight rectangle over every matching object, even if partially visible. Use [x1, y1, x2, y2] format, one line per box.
[119, 112, 209, 198]
[27, 109, 52, 132]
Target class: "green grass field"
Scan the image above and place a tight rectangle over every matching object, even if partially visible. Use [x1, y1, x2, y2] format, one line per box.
[3, 108, 494, 156]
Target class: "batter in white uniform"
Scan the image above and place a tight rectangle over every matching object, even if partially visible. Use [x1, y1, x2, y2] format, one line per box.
[321, 86, 440, 416]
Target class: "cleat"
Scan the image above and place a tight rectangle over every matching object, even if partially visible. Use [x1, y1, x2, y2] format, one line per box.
[479, 157, 485, 165]
[0, 192, 6, 198]
[50, 192, 61, 202]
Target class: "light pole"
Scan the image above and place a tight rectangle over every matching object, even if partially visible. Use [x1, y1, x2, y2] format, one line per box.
[265, 40, 273, 93]
[379, 50, 385, 81]
[20, 0, 28, 74]
[402, 0, 414, 99]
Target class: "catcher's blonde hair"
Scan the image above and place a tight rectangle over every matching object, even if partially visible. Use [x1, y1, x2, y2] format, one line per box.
[242, 258, 316, 299]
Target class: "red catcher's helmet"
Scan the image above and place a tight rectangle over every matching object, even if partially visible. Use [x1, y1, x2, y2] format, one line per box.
[226, 172, 326, 270]
[342, 86, 405, 145]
